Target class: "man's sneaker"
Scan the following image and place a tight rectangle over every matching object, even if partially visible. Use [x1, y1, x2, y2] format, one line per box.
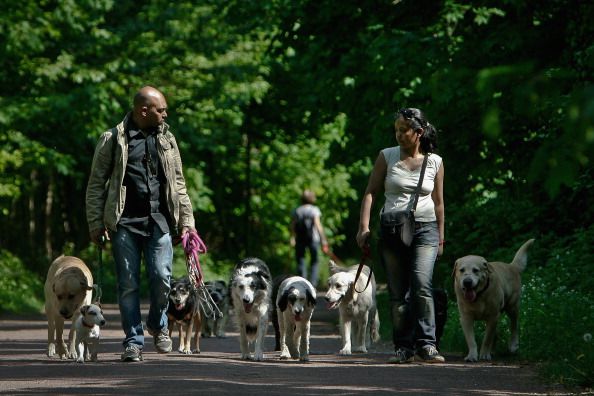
[415, 345, 445, 363]
[148, 328, 172, 354]
[388, 347, 414, 364]
[121, 344, 143, 362]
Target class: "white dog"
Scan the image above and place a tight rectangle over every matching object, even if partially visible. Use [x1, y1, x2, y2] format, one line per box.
[44, 255, 94, 359]
[230, 257, 272, 361]
[453, 238, 535, 362]
[275, 276, 317, 361]
[325, 260, 380, 355]
[73, 304, 106, 363]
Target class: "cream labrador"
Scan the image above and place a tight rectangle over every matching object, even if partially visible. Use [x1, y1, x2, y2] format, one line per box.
[453, 238, 535, 362]
[325, 260, 380, 355]
[44, 255, 94, 359]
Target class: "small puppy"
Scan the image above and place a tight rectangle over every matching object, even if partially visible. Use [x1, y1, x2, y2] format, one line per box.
[276, 276, 317, 361]
[453, 238, 535, 362]
[167, 277, 201, 354]
[44, 255, 94, 359]
[201, 280, 229, 338]
[230, 257, 272, 361]
[73, 304, 106, 363]
[325, 260, 380, 355]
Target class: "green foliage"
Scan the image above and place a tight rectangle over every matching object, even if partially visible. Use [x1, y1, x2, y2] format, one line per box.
[0, 250, 44, 313]
[1, 0, 593, 389]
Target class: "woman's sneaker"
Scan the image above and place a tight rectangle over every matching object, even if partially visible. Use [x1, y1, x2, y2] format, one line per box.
[415, 345, 445, 363]
[388, 347, 414, 364]
[121, 344, 143, 362]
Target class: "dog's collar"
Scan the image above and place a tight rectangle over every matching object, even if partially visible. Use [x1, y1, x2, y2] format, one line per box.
[82, 319, 95, 329]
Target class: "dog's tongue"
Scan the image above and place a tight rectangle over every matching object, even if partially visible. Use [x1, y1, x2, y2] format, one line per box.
[244, 302, 253, 313]
[464, 289, 477, 302]
[176, 304, 183, 310]
[326, 301, 338, 310]
[295, 313, 301, 322]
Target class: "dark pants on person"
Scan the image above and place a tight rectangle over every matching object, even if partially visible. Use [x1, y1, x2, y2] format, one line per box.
[380, 221, 439, 351]
[295, 240, 320, 288]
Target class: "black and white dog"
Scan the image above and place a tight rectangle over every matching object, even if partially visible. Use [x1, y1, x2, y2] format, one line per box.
[275, 276, 317, 361]
[230, 257, 272, 361]
[201, 280, 229, 338]
[167, 276, 201, 354]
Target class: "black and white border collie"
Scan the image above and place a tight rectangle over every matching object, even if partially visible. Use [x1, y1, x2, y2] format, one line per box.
[275, 276, 316, 361]
[230, 257, 272, 361]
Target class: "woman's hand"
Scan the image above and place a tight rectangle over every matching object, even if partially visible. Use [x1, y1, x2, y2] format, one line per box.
[356, 229, 371, 249]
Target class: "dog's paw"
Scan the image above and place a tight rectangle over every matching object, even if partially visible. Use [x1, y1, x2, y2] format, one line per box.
[464, 353, 478, 362]
[299, 355, 310, 362]
[241, 353, 251, 360]
[353, 346, 368, 354]
[76, 357, 84, 363]
[47, 343, 56, 357]
[56, 342, 68, 358]
[253, 352, 264, 361]
[178, 347, 193, 355]
[192, 348, 201, 354]
[339, 348, 352, 355]
[479, 352, 492, 361]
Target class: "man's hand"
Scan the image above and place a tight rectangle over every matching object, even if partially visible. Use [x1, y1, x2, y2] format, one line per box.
[90, 228, 109, 246]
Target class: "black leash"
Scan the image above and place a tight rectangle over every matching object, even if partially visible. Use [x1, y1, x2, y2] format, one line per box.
[93, 237, 105, 304]
[353, 244, 373, 293]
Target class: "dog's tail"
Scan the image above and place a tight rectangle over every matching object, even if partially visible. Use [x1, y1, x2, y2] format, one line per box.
[370, 307, 380, 343]
[511, 238, 535, 272]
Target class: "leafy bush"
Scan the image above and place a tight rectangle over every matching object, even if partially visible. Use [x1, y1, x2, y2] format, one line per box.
[0, 250, 44, 313]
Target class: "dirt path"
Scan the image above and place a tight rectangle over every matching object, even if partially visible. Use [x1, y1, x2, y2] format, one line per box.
[0, 299, 568, 395]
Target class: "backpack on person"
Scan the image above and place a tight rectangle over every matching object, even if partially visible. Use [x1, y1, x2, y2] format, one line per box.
[295, 211, 315, 245]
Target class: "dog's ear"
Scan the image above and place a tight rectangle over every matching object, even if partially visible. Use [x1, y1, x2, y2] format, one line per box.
[278, 289, 289, 312]
[484, 261, 492, 273]
[216, 280, 227, 289]
[306, 289, 316, 308]
[82, 282, 93, 291]
[257, 270, 271, 282]
[80, 305, 89, 315]
[328, 260, 340, 274]
[451, 260, 459, 278]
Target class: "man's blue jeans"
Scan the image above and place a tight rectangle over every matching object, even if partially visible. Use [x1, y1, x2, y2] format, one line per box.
[111, 223, 173, 348]
[380, 221, 439, 351]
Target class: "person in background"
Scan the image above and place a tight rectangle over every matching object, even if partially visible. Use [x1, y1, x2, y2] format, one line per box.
[290, 190, 329, 288]
[86, 86, 195, 362]
[356, 107, 445, 363]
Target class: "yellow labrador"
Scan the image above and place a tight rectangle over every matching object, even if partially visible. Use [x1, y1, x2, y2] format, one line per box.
[453, 239, 534, 362]
[44, 255, 94, 359]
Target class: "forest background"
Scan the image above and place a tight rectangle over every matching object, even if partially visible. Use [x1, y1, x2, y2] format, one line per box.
[1, 0, 592, 389]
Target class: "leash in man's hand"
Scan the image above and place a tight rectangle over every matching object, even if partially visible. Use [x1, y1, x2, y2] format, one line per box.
[181, 230, 223, 320]
[93, 235, 106, 305]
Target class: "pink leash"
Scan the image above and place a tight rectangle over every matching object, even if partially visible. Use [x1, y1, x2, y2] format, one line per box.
[182, 230, 208, 289]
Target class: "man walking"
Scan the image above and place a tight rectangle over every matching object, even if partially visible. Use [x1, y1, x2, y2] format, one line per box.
[86, 86, 195, 362]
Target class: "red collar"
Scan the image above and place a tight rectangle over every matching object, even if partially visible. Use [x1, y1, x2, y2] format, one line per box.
[82, 319, 95, 329]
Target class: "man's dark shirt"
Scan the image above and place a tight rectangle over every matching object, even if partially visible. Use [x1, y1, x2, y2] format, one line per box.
[119, 120, 170, 236]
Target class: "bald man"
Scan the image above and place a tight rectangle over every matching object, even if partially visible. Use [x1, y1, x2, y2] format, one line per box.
[86, 86, 195, 362]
